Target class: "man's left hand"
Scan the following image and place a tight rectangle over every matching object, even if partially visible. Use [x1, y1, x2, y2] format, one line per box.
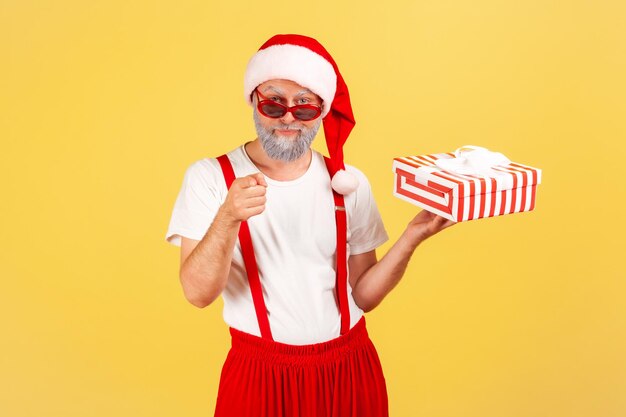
[405, 210, 456, 247]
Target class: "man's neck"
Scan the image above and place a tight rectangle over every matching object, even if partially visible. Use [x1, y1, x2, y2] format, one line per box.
[244, 139, 313, 181]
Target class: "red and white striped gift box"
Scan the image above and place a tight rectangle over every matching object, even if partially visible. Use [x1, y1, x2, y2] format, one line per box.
[393, 151, 542, 222]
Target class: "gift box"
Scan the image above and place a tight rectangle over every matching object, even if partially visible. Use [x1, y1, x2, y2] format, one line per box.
[393, 145, 542, 222]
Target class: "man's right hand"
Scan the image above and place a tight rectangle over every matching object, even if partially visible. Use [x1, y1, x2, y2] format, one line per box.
[220, 172, 268, 223]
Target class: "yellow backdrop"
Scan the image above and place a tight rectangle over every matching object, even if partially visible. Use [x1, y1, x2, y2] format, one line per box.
[2, 1, 625, 416]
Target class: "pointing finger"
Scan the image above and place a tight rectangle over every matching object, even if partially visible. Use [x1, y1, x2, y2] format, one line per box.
[252, 172, 268, 187]
[239, 175, 259, 188]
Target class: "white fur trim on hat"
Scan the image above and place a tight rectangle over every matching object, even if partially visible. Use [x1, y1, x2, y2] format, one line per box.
[331, 169, 359, 195]
[244, 44, 337, 118]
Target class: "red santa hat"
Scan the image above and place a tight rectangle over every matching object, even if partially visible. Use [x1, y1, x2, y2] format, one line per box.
[243, 34, 358, 195]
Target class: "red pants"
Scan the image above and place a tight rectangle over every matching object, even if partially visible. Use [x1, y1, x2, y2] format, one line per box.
[213, 316, 389, 417]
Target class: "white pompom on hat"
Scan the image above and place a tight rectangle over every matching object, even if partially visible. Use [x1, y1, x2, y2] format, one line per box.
[243, 34, 358, 195]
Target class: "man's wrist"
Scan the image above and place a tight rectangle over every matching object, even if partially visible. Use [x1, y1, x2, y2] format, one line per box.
[397, 229, 423, 255]
[215, 206, 242, 230]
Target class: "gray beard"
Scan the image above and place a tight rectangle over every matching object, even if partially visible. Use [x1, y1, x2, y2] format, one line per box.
[253, 109, 322, 162]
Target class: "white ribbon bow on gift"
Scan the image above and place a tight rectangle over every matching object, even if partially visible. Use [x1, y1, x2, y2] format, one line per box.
[434, 145, 512, 176]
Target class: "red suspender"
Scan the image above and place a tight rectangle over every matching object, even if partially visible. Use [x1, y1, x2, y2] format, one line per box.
[323, 157, 351, 335]
[217, 154, 273, 341]
[216, 153, 351, 340]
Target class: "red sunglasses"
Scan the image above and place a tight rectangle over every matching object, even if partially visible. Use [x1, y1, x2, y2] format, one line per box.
[255, 89, 322, 121]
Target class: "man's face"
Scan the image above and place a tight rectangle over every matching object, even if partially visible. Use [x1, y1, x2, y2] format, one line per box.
[252, 79, 323, 162]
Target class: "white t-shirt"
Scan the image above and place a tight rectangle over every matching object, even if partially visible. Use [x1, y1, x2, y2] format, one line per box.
[165, 144, 389, 344]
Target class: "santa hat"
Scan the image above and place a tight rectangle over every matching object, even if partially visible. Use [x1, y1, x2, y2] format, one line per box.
[243, 34, 358, 195]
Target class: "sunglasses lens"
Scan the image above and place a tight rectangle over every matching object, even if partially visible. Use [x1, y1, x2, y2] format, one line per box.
[259, 103, 286, 118]
[293, 107, 320, 121]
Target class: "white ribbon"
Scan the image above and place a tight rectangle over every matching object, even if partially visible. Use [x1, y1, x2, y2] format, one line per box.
[434, 145, 511, 176]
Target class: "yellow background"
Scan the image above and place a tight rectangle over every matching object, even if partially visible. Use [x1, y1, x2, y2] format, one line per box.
[2, 1, 625, 416]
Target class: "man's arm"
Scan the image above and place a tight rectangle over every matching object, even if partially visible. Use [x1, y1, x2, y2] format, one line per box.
[179, 173, 267, 308]
[349, 210, 455, 312]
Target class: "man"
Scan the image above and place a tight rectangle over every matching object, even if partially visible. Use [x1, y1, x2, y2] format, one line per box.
[165, 34, 455, 417]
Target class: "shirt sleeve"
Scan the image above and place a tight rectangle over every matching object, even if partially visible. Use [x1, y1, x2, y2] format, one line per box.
[345, 165, 389, 255]
[164, 159, 224, 247]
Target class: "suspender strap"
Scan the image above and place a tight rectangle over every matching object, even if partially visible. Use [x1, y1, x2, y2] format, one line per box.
[323, 157, 351, 335]
[216, 154, 274, 341]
